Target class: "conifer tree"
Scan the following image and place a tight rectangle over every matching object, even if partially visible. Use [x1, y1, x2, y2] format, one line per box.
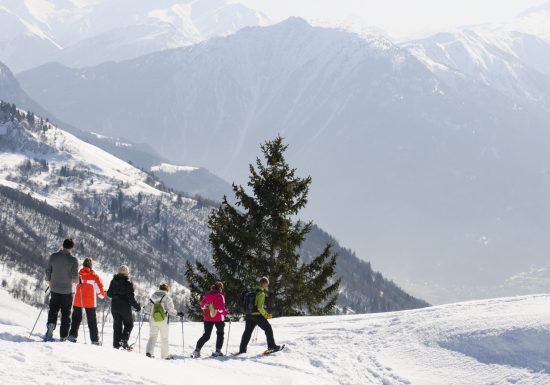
[186, 136, 340, 319]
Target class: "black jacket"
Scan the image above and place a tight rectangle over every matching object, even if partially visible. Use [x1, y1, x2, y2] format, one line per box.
[107, 274, 140, 312]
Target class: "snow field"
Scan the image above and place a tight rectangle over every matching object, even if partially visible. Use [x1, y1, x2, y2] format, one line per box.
[2, 289, 550, 384]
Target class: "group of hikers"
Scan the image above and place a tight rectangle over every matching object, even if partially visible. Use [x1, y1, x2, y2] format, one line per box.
[43, 239, 283, 359]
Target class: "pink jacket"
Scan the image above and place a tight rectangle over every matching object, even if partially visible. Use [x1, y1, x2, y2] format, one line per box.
[200, 290, 228, 322]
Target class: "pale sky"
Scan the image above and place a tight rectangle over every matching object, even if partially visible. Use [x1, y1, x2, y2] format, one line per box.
[231, 0, 547, 39]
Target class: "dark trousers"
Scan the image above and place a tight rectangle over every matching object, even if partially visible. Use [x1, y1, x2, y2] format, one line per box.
[47, 292, 73, 339]
[69, 306, 99, 342]
[239, 314, 276, 352]
[196, 321, 225, 351]
[112, 307, 134, 348]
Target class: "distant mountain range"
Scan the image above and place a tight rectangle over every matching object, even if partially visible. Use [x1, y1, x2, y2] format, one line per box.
[14, 13, 550, 304]
[3, 1, 550, 304]
[0, 0, 269, 72]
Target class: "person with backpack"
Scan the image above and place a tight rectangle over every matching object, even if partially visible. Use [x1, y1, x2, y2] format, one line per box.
[236, 277, 282, 355]
[67, 257, 106, 345]
[106, 265, 141, 350]
[191, 281, 228, 358]
[44, 238, 79, 341]
[144, 283, 183, 359]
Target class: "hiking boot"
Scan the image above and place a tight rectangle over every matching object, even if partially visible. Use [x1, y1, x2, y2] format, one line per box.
[67, 335, 77, 343]
[212, 350, 224, 357]
[91, 341, 100, 346]
[146, 353, 154, 358]
[44, 323, 55, 340]
[119, 340, 130, 350]
[191, 350, 200, 358]
[165, 355, 174, 360]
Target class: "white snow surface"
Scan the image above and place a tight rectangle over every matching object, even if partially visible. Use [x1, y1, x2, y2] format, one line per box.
[151, 163, 199, 174]
[1, 288, 550, 385]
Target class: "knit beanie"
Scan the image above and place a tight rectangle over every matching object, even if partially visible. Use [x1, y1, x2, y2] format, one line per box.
[118, 265, 130, 276]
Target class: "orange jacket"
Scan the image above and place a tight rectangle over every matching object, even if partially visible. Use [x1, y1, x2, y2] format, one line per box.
[73, 267, 105, 308]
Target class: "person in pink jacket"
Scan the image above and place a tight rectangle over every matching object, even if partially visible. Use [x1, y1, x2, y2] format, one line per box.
[191, 282, 228, 357]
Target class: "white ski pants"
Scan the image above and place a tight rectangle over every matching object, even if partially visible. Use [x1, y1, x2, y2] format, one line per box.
[146, 319, 170, 359]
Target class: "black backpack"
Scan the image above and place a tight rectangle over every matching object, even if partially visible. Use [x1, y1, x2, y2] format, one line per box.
[241, 289, 258, 314]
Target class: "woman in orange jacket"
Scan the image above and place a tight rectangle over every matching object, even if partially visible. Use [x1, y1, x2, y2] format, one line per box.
[68, 257, 106, 344]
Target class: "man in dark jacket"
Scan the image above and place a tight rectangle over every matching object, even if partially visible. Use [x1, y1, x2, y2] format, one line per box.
[45, 238, 79, 341]
[106, 265, 141, 349]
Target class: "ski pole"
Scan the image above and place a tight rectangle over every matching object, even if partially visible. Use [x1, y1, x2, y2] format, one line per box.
[225, 319, 231, 356]
[181, 316, 185, 360]
[138, 311, 143, 353]
[133, 311, 144, 352]
[100, 299, 111, 346]
[253, 326, 259, 344]
[78, 278, 87, 344]
[29, 287, 49, 338]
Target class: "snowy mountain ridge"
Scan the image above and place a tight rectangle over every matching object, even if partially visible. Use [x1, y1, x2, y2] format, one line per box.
[0, 0, 269, 71]
[1, 287, 549, 384]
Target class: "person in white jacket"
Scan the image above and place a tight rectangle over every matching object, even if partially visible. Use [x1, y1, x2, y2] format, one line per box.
[144, 283, 183, 359]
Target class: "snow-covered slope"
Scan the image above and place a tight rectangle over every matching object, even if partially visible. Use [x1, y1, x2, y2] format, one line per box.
[150, 163, 232, 202]
[1, 287, 549, 384]
[0, 0, 269, 72]
[0, 105, 163, 205]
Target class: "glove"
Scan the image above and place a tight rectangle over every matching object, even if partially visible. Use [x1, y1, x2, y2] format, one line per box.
[134, 305, 142, 312]
[265, 313, 273, 319]
[177, 311, 184, 317]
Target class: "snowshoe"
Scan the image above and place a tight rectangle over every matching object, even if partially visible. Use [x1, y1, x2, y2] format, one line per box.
[262, 344, 285, 355]
[67, 335, 77, 343]
[44, 323, 55, 341]
[211, 351, 224, 357]
[119, 340, 133, 351]
[146, 353, 154, 358]
[231, 351, 245, 356]
[191, 350, 201, 358]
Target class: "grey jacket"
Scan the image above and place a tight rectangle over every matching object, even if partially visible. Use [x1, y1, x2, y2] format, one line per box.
[144, 290, 178, 320]
[46, 250, 79, 294]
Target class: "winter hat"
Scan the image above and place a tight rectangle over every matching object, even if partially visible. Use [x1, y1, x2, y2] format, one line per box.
[159, 283, 170, 292]
[118, 265, 130, 276]
[83, 257, 93, 268]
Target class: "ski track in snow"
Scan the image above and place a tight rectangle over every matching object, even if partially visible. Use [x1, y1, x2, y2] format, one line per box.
[1, 289, 550, 385]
